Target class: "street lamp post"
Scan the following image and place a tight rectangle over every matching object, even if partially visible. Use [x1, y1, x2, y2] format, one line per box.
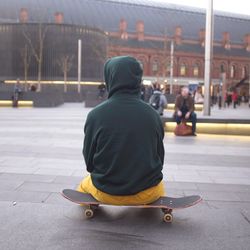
[249, 65, 250, 107]
[170, 40, 174, 94]
[78, 39, 82, 94]
[203, 0, 214, 116]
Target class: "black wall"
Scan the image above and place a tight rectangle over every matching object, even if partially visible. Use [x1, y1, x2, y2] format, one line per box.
[0, 23, 108, 81]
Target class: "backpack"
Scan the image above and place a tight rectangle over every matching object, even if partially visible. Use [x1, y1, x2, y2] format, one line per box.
[150, 94, 161, 110]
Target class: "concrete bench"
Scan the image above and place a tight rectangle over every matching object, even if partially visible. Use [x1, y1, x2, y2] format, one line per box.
[161, 116, 250, 136]
[0, 100, 33, 107]
[166, 103, 203, 112]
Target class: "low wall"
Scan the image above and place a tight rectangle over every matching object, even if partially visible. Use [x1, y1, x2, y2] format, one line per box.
[0, 91, 64, 107]
[162, 117, 250, 136]
[85, 91, 108, 107]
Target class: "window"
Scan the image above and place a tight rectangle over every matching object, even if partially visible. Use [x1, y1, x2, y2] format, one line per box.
[230, 65, 236, 78]
[180, 63, 187, 76]
[193, 64, 199, 77]
[242, 66, 248, 78]
[138, 60, 144, 70]
[152, 60, 158, 73]
[166, 63, 171, 75]
[220, 64, 225, 73]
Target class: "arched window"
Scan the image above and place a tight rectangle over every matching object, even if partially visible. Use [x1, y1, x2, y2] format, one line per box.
[242, 66, 248, 78]
[230, 65, 236, 78]
[166, 62, 171, 75]
[193, 64, 199, 77]
[180, 63, 187, 76]
[220, 64, 226, 73]
[152, 60, 158, 74]
[138, 60, 144, 70]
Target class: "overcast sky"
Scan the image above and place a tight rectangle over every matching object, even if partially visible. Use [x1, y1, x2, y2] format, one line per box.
[152, 0, 250, 16]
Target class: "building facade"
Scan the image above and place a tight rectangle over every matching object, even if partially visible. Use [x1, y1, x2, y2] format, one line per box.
[0, 10, 107, 82]
[0, 0, 249, 95]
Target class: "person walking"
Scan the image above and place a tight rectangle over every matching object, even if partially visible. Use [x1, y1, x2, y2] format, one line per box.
[232, 90, 238, 109]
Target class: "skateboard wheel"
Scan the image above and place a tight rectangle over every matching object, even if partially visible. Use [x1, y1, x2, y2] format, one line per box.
[163, 213, 173, 223]
[85, 209, 94, 218]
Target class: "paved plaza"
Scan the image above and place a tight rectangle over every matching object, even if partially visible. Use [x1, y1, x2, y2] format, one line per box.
[0, 103, 250, 250]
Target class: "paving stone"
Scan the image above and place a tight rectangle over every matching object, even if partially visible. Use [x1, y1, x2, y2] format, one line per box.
[1, 167, 38, 174]
[207, 200, 250, 211]
[72, 170, 87, 177]
[236, 192, 250, 202]
[0, 173, 56, 183]
[53, 176, 82, 184]
[17, 182, 75, 193]
[174, 175, 213, 183]
[0, 190, 50, 203]
[0, 173, 32, 181]
[196, 183, 250, 193]
[0, 180, 24, 191]
[35, 163, 83, 170]
[0, 200, 250, 250]
[44, 193, 74, 205]
[213, 178, 250, 185]
[198, 170, 250, 178]
[184, 190, 243, 202]
[165, 188, 185, 197]
[34, 168, 74, 176]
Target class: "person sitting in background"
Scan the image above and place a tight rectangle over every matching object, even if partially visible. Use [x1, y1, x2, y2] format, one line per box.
[98, 83, 106, 99]
[77, 56, 165, 205]
[149, 84, 167, 116]
[194, 86, 204, 104]
[174, 86, 197, 136]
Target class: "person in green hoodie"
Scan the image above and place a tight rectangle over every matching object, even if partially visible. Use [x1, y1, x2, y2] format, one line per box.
[77, 56, 165, 205]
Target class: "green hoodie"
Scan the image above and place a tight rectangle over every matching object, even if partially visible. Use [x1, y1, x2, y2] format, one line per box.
[83, 56, 164, 195]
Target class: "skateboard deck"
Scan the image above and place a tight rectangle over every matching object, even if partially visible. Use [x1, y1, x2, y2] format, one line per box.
[62, 189, 202, 223]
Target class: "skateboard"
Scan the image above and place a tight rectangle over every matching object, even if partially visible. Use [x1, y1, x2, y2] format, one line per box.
[62, 189, 202, 223]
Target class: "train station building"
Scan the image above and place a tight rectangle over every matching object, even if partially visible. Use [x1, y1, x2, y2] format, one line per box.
[0, 0, 249, 96]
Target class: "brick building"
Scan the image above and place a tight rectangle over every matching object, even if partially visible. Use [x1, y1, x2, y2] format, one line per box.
[0, 0, 250, 95]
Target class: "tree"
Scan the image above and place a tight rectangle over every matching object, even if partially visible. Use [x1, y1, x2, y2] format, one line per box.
[56, 54, 74, 92]
[20, 44, 32, 91]
[91, 39, 107, 64]
[22, 23, 48, 91]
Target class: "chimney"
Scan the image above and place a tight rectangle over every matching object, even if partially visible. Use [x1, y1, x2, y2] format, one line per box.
[119, 18, 128, 40]
[54, 12, 64, 24]
[136, 20, 144, 41]
[174, 26, 182, 45]
[222, 32, 230, 49]
[199, 29, 205, 47]
[244, 34, 250, 52]
[19, 8, 28, 23]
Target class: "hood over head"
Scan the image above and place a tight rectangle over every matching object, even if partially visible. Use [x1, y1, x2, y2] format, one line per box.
[104, 56, 143, 98]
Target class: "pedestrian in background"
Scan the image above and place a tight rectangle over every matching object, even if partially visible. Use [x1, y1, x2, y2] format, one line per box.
[232, 90, 238, 109]
[149, 84, 167, 116]
[12, 79, 22, 108]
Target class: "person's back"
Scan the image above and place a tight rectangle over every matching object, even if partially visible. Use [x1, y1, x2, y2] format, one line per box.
[78, 56, 165, 204]
[149, 89, 167, 116]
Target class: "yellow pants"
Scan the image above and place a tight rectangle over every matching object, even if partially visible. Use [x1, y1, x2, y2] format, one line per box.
[77, 175, 165, 205]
